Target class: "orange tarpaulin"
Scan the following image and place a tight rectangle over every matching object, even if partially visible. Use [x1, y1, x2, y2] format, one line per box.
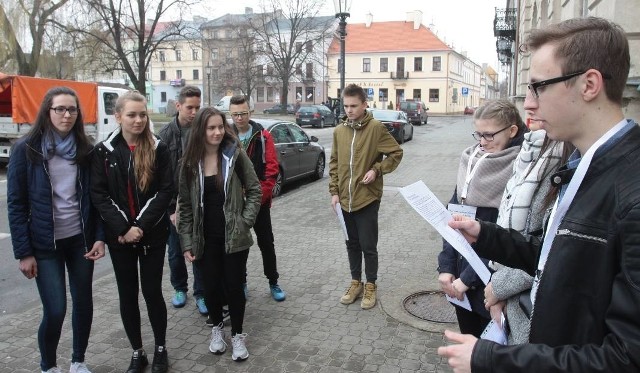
[0, 73, 98, 124]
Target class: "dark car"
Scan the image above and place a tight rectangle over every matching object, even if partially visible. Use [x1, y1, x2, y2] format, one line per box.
[259, 119, 326, 197]
[369, 109, 413, 144]
[263, 104, 296, 115]
[464, 106, 477, 115]
[295, 105, 336, 128]
[399, 99, 429, 125]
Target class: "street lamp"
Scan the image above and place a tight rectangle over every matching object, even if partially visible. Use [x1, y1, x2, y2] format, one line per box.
[205, 61, 212, 107]
[333, 0, 351, 116]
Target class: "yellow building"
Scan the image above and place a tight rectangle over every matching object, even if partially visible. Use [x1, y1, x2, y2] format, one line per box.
[327, 11, 483, 114]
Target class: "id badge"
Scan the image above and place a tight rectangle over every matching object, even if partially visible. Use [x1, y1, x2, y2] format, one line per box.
[447, 203, 477, 219]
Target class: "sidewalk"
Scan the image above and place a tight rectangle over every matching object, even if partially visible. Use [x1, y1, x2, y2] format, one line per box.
[1, 117, 473, 372]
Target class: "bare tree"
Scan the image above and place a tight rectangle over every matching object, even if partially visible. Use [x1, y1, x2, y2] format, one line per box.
[67, 0, 199, 95]
[0, 0, 70, 75]
[249, 0, 334, 110]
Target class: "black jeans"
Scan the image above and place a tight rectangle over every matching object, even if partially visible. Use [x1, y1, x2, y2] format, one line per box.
[196, 238, 249, 336]
[342, 201, 380, 283]
[246, 204, 279, 285]
[109, 244, 167, 349]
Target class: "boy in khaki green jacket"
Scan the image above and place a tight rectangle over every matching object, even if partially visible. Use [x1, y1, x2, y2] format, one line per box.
[329, 84, 403, 310]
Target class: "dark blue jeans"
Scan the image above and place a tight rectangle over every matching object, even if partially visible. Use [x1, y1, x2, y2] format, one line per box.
[167, 223, 203, 297]
[343, 200, 380, 283]
[34, 234, 94, 371]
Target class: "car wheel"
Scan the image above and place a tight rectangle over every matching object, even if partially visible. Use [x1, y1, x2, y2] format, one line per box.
[397, 130, 405, 144]
[319, 118, 325, 129]
[272, 170, 283, 197]
[310, 154, 325, 181]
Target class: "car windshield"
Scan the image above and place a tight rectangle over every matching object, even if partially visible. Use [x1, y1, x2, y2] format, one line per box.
[370, 111, 399, 121]
[400, 102, 418, 110]
[298, 107, 316, 113]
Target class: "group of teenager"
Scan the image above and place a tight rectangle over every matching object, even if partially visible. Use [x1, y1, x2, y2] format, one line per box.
[8, 15, 640, 373]
[7, 86, 287, 372]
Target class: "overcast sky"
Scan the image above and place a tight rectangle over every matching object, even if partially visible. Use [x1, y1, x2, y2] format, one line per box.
[180, 0, 506, 71]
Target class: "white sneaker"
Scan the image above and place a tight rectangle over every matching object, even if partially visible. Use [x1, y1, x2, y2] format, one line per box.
[69, 362, 91, 373]
[42, 367, 63, 373]
[231, 333, 249, 361]
[209, 322, 227, 354]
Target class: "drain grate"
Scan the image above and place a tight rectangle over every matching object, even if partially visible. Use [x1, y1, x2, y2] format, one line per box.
[403, 291, 457, 323]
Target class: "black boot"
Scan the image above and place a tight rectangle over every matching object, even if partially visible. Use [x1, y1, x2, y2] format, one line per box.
[126, 349, 148, 373]
[152, 345, 168, 373]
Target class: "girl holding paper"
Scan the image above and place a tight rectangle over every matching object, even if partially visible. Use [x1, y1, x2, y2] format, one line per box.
[437, 99, 526, 337]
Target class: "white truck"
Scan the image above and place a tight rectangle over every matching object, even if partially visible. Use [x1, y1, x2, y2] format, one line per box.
[0, 73, 129, 164]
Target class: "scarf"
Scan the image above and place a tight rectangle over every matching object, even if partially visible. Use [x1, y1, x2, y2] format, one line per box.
[42, 130, 77, 160]
[455, 144, 520, 208]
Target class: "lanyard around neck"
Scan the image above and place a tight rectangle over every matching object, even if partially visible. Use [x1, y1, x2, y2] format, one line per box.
[531, 120, 628, 305]
[461, 147, 490, 203]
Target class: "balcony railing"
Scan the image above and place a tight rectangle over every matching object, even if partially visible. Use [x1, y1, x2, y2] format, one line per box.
[391, 71, 409, 80]
[494, 8, 517, 39]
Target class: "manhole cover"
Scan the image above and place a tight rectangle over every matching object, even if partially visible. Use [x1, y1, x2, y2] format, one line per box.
[403, 291, 457, 323]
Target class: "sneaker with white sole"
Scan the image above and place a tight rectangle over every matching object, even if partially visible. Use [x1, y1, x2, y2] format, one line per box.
[209, 322, 227, 354]
[42, 367, 63, 373]
[69, 362, 91, 373]
[231, 333, 249, 361]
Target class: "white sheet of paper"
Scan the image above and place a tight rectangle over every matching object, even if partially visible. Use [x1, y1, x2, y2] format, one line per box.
[399, 180, 491, 285]
[445, 293, 472, 311]
[334, 203, 349, 240]
[480, 313, 508, 345]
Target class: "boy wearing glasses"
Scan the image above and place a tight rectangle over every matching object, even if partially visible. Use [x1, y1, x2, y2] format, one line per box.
[229, 95, 286, 302]
[439, 17, 640, 372]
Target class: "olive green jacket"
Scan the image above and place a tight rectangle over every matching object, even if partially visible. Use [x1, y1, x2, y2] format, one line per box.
[176, 144, 261, 259]
[329, 111, 403, 212]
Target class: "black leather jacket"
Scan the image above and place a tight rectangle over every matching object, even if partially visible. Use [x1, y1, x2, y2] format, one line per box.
[471, 122, 640, 372]
[157, 115, 183, 214]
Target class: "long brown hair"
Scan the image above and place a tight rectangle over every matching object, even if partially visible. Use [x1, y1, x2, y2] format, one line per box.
[182, 107, 239, 187]
[114, 91, 156, 192]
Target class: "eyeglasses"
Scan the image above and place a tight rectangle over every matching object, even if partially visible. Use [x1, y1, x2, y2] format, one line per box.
[50, 106, 79, 116]
[527, 70, 612, 99]
[230, 111, 249, 118]
[472, 125, 511, 141]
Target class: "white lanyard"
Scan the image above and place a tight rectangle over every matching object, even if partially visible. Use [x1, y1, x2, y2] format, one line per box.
[461, 147, 490, 203]
[531, 120, 628, 305]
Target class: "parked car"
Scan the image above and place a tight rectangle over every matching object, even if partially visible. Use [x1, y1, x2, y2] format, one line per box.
[259, 119, 326, 197]
[399, 99, 428, 125]
[263, 104, 296, 114]
[295, 105, 336, 128]
[369, 109, 413, 144]
[464, 106, 477, 115]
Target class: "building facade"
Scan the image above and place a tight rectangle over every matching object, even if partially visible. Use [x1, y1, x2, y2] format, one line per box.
[327, 11, 486, 114]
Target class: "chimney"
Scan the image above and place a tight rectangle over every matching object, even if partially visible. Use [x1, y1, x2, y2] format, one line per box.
[413, 10, 423, 30]
[365, 12, 373, 28]
[245, 7, 253, 14]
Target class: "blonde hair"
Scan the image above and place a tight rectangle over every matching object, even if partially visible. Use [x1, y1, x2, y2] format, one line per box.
[115, 91, 156, 193]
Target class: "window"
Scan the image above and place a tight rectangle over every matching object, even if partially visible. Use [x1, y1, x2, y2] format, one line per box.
[337, 58, 342, 73]
[193, 69, 199, 80]
[433, 56, 441, 71]
[267, 87, 274, 101]
[379, 88, 388, 101]
[192, 49, 199, 60]
[175, 49, 182, 61]
[296, 64, 302, 75]
[380, 58, 388, 72]
[176, 70, 182, 79]
[288, 123, 309, 143]
[305, 87, 314, 102]
[160, 70, 166, 80]
[429, 89, 439, 102]
[269, 124, 292, 144]
[211, 48, 218, 60]
[225, 48, 232, 58]
[257, 87, 265, 102]
[212, 69, 219, 80]
[414, 57, 422, 72]
[306, 63, 313, 79]
[363, 58, 371, 72]
[257, 64, 263, 77]
[306, 41, 312, 53]
[296, 42, 302, 53]
[159, 51, 165, 62]
[213, 30, 220, 39]
[103, 92, 118, 115]
[296, 87, 303, 101]
[160, 92, 167, 103]
[413, 89, 421, 100]
[452, 88, 458, 103]
[267, 65, 274, 76]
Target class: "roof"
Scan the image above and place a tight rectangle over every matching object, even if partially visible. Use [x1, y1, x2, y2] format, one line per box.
[328, 21, 451, 54]
[201, 13, 261, 28]
[265, 15, 335, 32]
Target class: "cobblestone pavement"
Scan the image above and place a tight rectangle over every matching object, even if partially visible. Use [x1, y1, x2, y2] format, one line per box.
[1, 116, 476, 372]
